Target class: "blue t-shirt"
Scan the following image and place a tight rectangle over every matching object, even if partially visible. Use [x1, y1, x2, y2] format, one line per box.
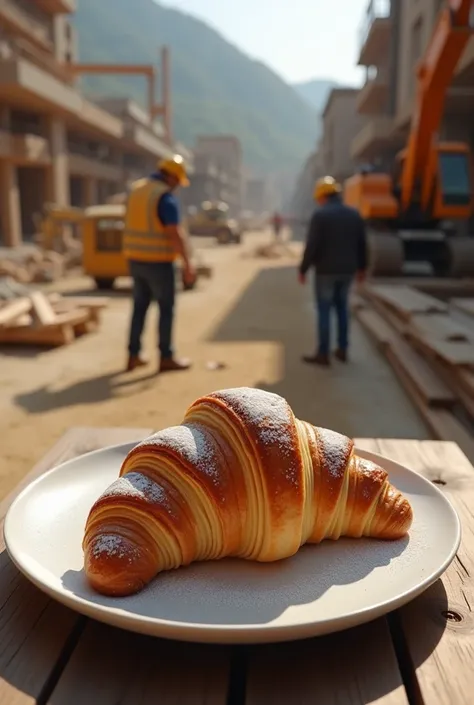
[150, 172, 180, 226]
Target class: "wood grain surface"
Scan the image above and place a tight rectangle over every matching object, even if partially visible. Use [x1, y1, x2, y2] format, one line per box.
[0, 429, 471, 704]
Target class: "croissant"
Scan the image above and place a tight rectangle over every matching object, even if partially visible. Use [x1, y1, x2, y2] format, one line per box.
[83, 387, 413, 596]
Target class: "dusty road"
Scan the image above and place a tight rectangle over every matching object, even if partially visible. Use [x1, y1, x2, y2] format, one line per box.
[0, 230, 428, 500]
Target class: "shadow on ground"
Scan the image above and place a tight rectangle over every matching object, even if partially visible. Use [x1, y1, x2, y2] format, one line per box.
[14, 369, 158, 414]
[207, 265, 429, 439]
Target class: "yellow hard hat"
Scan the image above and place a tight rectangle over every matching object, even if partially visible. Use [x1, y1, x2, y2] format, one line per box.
[314, 176, 341, 201]
[158, 154, 190, 187]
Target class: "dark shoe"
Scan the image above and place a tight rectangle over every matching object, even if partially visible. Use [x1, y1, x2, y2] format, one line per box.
[159, 357, 192, 373]
[334, 349, 348, 363]
[126, 355, 148, 372]
[302, 353, 330, 366]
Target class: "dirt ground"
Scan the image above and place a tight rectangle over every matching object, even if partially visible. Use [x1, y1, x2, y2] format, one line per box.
[0, 230, 428, 500]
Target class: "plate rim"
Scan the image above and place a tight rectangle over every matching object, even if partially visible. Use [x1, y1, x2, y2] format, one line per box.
[3, 441, 462, 644]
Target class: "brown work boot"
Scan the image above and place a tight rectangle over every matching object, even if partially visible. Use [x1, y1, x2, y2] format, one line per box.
[334, 348, 348, 363]
[159, 356, 192, 373]
[302, 353, 331, 367]
[126, 355, 148, 372]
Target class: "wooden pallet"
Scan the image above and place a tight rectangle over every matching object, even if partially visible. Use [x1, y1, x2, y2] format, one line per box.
[0, 291, 109, 347]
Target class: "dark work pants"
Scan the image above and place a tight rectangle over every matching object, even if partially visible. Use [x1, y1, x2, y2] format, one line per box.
[127, 260, 175, 359]
[314, 274, 353, 357]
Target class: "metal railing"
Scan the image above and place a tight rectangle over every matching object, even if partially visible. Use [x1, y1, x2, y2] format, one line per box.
[359, 0, 391, 53]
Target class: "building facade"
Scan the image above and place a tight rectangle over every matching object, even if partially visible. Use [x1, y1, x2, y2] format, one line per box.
[320, 88, 367, 183]
[0, 0, 177, 246]
[193, 135, 243, 217]
[351, 0, 474, 167]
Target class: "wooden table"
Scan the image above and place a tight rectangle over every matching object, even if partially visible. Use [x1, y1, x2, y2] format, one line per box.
[0, 429, 473, 704]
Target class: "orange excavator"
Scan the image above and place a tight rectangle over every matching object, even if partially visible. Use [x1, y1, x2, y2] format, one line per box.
[344, 0, 474, 276]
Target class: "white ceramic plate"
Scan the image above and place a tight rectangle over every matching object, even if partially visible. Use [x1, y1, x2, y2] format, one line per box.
[3, 443, 461, 644]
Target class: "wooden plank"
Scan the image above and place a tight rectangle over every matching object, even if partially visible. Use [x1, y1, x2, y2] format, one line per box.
[355, 308, 398, 351]
[29, 291, 58, 326]
[0, 322, 74, 346]
[408, 334, 474, 367]
[0, 427, 153, 705]
[356, 306, 455, 407]
[379, 338, 474, 460]
[410, 313, 473, 343]
[451, 297, 474, 318]
[246, 618, 408, 704]
[425, 410, 474, 464]
[0, 297, 32, 326]
[47, 620, 230, 705]
[356, 439, 474, 705]
[59, 295, 109, 309]
[367, 285, 447, 320]
[388, 338, 455, 408]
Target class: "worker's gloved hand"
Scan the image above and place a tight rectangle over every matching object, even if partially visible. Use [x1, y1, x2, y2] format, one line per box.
[298, 272, 306, 285]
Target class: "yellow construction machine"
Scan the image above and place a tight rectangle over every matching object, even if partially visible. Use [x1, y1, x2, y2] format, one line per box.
[344, 0, 474, 277]
[80, 204, 211, 291]
[36, 203, 211, 291]
[186, 201, 242, 244]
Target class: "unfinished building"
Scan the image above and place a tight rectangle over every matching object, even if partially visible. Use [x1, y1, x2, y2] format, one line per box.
[352, 0, 474, 170]
[0, 0, 176, 247]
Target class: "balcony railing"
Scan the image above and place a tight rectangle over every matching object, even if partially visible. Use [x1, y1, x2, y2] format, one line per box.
[0, 129, 50, 163]
[1, 35, 74, 83]
[359, 0, 391, 50]
[0, 0, 53, 50]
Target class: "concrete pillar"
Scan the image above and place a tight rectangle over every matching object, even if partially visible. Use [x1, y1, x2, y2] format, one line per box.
[45, 117, 70, 206]
[0, 161, 22, 247]
[53, 16, 67, 63]
[84, 177, 99, 206]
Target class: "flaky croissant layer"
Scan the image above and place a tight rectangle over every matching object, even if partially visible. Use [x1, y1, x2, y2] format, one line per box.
[83, 387, 413, 596]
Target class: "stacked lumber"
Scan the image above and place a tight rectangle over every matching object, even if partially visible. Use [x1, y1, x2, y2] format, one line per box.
[354, 283, 474, 462]
[0, 242, 82, 284]
[0, 277, 108, 347]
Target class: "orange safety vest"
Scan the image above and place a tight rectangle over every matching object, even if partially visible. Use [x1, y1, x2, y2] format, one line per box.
[123, 178, 177, 263]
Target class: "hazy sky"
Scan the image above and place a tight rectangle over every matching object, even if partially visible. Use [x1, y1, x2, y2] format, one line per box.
[162, 0, 368, 85]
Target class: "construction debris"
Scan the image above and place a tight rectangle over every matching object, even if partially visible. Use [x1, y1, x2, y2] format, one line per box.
[354, 282, 474, 462]
[0, 276, 108, 347]
[245, 239, 297, 260]
[0, 242, 82, 285]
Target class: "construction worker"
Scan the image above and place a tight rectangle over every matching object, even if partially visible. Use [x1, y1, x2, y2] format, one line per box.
[124, 154, 195, 373]
[298, 175, 368, 366]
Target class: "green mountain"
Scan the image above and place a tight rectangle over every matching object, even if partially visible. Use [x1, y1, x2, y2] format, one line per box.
[72, 0, 318, 175]
[293, 79, 338, 113]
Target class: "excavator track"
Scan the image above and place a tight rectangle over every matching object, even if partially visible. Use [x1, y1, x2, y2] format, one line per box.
[367, 232, 404, 277]
[443, 238, 474, 277]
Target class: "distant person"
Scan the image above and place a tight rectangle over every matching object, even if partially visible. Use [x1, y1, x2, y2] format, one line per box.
[271, 211, 284, 241]
[123, 154, 195, 374]
[298, 176, 367, 366]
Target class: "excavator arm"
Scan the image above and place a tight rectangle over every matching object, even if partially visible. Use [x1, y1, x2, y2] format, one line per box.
[400, 0, 473, 214]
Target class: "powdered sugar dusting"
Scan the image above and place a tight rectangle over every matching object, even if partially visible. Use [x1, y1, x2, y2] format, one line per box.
[213, 388, 293, 441]
[139, 424, 224, 488]
[210, 387, 298, 483]
[101, 472, 171, 507]
[316, 427, 352, 479]
[91, 534, 139, 561]
[357, 458, 386, 500]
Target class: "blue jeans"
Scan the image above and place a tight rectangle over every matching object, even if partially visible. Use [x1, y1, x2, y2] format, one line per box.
[314, 274, 353, 356]
[127, 260, 175, 359]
